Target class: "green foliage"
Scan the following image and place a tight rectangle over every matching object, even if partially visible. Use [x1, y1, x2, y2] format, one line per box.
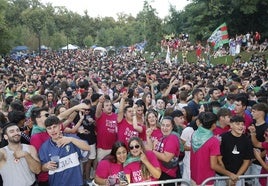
[83, 35, 94, 48]
[49, 32, 66, 50]
[0, 0, 268, 58]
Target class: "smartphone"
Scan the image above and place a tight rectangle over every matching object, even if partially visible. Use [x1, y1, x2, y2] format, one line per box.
[118, 171, 128, 185]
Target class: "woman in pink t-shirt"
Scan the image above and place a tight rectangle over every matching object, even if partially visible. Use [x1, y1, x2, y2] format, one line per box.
[148, 116, 180, 186]
[145, 109, 162, 147]
[124, 137, 161, 184]
[95, 141, 128, 185]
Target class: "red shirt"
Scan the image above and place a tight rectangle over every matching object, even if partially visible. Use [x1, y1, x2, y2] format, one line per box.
[96, 112, 118, 149]
[213, 125, 230, 136]
[30, 132, 50, 182]
[117, 119, 146, 147]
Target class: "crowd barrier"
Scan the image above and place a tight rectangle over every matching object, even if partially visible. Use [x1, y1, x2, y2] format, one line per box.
[201, 174, 268, 186]
[92, 178, 191, 186]
[92, 174, 268, 186]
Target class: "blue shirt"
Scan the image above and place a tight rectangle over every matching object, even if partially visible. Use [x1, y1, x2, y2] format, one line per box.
[39, 133, 83, 186]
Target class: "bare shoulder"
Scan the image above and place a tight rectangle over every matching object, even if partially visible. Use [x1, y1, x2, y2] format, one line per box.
[28, 145, 38, 154]
[27, 145, 40, 161]
[0, 148, 6, 154]
[0, 148, 7, 161]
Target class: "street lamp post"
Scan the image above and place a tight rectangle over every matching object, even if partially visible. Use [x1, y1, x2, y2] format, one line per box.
[37, 27, 41, 56]
[67, 36, 69, 53]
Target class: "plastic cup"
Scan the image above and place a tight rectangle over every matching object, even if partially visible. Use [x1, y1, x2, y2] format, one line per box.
[50, 155, 60, 168]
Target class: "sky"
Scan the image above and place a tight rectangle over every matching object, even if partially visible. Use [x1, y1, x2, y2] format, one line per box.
[40, 0, 190, 19]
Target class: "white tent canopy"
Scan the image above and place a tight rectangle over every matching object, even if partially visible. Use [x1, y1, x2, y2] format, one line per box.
[61, 44, 79, 50]
[93, 47, 107, 56]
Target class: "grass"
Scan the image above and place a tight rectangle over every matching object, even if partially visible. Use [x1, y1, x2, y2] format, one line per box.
[145, 49, 268, 66]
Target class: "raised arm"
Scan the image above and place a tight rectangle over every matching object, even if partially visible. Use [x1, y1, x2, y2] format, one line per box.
[61, 111, 77, 129]
[57, 103, 89, 121]
[95, 95, 105, 119]
[64, 111, 84, 134]
[117, 91, 128, 123]
[90, 79, 100, 93]
[162, 76, 178, 97]
[132, 104, 143, 133]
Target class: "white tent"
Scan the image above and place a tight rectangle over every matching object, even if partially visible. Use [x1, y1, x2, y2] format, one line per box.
[93, 47, 107, 56]
[61, 44, 79, 50]
[41, 45, 48, 50]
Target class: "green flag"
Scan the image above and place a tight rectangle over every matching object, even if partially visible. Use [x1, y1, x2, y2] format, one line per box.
[207, 23, 229, 50]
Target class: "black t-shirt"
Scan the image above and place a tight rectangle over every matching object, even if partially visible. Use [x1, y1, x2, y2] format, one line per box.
[77, 113, 96, 145]
[252, 122, 268, 165]
[220, 132, 253, 174]
[254, 122, 268, 143]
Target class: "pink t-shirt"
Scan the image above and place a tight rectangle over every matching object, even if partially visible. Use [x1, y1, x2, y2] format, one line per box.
[190, 136, 221, 185]
[154, 134, 179, 177]
[96, 159, 123, 179]
[124, 151, 160, 183]
[151, 128, 163, 143]
[96, 112, 118, 149]
[117, 119, 146, 146]
[30, 132, 50, 182]
[213, 125, 230, 136]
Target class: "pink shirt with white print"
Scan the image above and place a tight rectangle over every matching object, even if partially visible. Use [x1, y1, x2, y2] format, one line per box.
[124, 151, 160, 183]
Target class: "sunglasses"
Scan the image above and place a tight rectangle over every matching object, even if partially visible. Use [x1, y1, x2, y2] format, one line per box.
[129, 145, 140, 150]
[40, 113, 49, 118]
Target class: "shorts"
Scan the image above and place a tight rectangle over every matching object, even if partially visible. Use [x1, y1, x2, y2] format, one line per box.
[97, 148, 111, 162]
[81, 143, 96, 162]
[88, 144, 96, 160]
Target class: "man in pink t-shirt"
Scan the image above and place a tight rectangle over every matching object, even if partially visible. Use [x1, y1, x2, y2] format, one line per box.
[95, 96, 118, 161]
[191, 112, 238, 185]
[117, 92, 145, 147]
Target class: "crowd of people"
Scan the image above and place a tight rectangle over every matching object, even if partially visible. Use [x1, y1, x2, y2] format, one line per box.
[0, 43, 267, 186]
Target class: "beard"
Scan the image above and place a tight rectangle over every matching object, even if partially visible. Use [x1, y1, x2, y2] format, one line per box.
[8, 135, 21, 144]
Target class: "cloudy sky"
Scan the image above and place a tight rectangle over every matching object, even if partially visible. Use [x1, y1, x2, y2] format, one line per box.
[40, 0, 190, 19]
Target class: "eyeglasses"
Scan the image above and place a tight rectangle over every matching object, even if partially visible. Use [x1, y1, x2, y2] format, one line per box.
[40, 113, 49, 118]
[129, 145, 140, 150]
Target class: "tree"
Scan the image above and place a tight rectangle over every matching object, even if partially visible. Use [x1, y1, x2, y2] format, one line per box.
[83, 35, 94, 48]
[136, 1, 162, 52]
[0, 0, 12, 54]
[1, 0, 268, 55]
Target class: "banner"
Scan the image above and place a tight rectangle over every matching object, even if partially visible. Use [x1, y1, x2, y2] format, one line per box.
[207, 23, 229, 50]
[165, 46, 171, 66]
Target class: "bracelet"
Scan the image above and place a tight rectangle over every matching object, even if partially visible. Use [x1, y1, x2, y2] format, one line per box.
[250, 132, 256, 135]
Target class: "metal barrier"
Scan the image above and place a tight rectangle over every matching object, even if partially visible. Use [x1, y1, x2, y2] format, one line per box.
[201, 174, 268, 186]
[92, 178, 191, 186]
[129, 178, 191, 186]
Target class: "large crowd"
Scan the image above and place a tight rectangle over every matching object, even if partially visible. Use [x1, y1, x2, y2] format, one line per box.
[0, 41, 267, 186]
